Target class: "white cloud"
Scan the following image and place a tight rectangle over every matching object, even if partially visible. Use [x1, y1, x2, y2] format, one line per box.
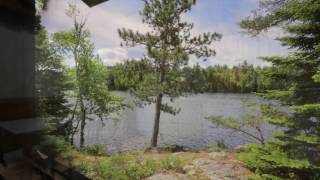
[41, 0, 147, 65]
[184, 15, 288, 67]
[96, 47, 128, 65]
[210, 27, 287, 67]
[41, 0, 288, 67]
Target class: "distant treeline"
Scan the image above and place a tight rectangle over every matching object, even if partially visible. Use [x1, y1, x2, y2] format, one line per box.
[105, 61, 288, 93]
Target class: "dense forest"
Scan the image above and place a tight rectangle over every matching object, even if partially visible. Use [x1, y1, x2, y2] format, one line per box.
[105, 61, 287, 93]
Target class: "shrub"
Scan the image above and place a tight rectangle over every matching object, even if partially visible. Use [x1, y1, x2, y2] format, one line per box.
[77, 160, 96, 179]
[81, 144, 106, 156]
[85, 153, 158, 180]
[208, 139, 228, 152]
[158, 145, 186, 152]
[159, 156, 187, 173]
[76, 152, 190, 179]
[41, 136, 77, 159]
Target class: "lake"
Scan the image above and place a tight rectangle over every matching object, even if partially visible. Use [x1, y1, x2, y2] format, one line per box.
[75, 92, 276, 153]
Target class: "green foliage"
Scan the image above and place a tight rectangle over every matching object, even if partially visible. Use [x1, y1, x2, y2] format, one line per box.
[207, 101, 268, 144]
[35, 28, 72, 139]
[78, 152, 189, 180]
[81, 144, 107, 156]
[257, 90, 293, 104]
[202, 61, 288, 93]
[106, 61, 286, 93]
[52, 4, 127, 146]
[208, 139, 228, 152]
[36, 0, 49, 13]
[43, 140, 188, 180]
[242, 142, 311, 171]
[119, 0, 220, 108]
[181, 64, 208, 93]
[77, 160, 97, 179]
[240, 143, 314, 180]
[40, 136, 77, 159]
[106, 60, 152, 91]
[159, 156, 187, 173]
[118, 0, 221, 147]
[240, 0, 320, 179]
[93, 153, 157, 180]
[313, 70, 320, 83]
[158, 145, 186, 153]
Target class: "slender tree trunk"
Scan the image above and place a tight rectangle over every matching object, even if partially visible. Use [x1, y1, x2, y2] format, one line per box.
[151, 93, 163, 147]
[69, 101, 78, 145]
[79, 117, 85, 147]
[256, 126, 265, 145]
[70, 118, 80, 145]
[73, 38, 86, 148]
[77, 55, 86, 148]
[70, 135, 74, 145]
[151, 65, 165, 148]
[79, 98, 86, 148]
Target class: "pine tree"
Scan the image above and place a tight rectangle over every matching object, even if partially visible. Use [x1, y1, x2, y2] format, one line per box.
[239, 0, 320, 179]
[36, 29, 72, 138]
[118, 0, 221, 148]
[35, 0, 71, 139]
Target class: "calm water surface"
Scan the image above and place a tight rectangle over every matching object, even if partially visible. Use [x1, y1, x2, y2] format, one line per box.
[75, 92, 275, 152]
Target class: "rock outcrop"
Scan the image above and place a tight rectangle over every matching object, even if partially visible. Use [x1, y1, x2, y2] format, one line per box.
[147, 152, 251, 180]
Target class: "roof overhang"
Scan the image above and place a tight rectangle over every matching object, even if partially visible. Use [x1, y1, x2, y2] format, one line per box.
[81, 0, 109, 7]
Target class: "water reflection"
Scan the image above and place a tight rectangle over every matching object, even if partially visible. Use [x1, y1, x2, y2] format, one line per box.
[75, 92, 275, 152]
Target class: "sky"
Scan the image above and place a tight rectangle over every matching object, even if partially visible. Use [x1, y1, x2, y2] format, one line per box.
[41, 0, 288, 67]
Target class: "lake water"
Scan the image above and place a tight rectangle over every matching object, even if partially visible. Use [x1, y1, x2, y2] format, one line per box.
[75, 92, 276, 153]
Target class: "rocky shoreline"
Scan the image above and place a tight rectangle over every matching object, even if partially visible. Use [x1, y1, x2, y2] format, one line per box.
[146, 151, 251, 180]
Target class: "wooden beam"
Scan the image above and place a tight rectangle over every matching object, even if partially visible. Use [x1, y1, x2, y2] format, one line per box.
[81, 0, 109, 7]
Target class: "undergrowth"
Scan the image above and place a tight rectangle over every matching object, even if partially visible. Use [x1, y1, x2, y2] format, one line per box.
[51, 139, 191, 180]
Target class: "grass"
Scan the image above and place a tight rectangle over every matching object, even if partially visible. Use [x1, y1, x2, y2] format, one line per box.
[45, 137, 249, 180]
[71, 152, 191, 180]
[80, 144, 107, 156]
[52, 141, 192, 180]
[207, 139, 229, 152]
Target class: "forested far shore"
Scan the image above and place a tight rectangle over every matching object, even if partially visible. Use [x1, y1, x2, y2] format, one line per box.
[104, 61, 288, 93]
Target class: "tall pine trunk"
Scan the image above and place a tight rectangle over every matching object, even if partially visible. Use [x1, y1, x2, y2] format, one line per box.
[151, 65, 165, 148]
[151, 93, 163, 147]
